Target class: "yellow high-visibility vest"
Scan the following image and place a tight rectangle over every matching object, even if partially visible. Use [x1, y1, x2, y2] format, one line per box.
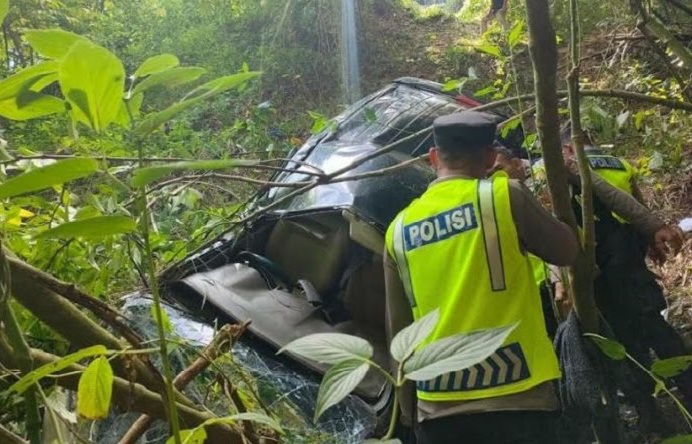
[587, 154, 635, 196]
[385, 176, 560, 402]
[587, 154, 636, 223]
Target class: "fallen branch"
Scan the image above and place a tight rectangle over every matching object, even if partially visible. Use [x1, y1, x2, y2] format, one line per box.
[0, 154, 324, 176]
[0, 344, 242, 444]
[120, 323, 249, 444]
[6, 252, 199, 409]
[6, 255, 144, 350]
[0, 424, 27, 444]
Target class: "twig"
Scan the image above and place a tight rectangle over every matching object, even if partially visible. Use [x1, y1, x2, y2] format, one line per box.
[119, 323, 248, 444]
[0, 425, 27, 444]
[0, 154, 324, 177]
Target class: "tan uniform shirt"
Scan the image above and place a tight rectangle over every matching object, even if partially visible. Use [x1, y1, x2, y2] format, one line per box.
[385, 174, 664, 423]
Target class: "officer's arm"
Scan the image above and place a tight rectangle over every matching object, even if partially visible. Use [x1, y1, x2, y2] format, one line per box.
[631, 180, 647, 206]
[590, 174, 664, 238]
[508, 180, 578, 266]
[383, 251, 416, 425]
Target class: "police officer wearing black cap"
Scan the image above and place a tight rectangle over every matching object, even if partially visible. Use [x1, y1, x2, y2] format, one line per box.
[384, 111, 579, 444]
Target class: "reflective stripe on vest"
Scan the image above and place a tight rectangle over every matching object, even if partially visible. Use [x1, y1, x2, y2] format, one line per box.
[385, 176, 561, 402]
[417, 343, 530, 393]
[478, 179, 506, 291]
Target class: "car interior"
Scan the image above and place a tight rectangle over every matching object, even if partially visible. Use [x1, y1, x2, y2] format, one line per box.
[167, 209, 390, 402]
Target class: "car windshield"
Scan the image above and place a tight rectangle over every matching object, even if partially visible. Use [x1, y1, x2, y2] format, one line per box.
[333, 83, 460, 155]
[252, 82, 463, 224]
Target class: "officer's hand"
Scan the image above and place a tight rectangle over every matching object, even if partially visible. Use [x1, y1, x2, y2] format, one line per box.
[651, 225, 684, 264]
[554, 281, 572, 318]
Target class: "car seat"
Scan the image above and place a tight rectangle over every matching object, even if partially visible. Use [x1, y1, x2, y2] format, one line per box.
[264, 213, 350, 297]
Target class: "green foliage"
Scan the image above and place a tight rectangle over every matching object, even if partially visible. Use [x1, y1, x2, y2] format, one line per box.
[59, 40, 125, 132]
[10, 345, 108, 394]
[172, 412, 283, 444]
[652, 356, 692, 379]
[403, 324, 515, 381]
[0, 158, 98, 199]
[23, 29, 90, 60]
[585, 334, 627, 360]
[279, 333, 374, 365]
[0, 0, 8, 24]
[283, 308, 514, 430]
[131, 159, 257, 188]
[315, 359, 370, 421]
[390, 309, 439, 363]
[134, 54, 180, 79]
[167, 428, 206, 444]
[662, 435, 692, 444]
[131, 67, 207, 97]
[76, 355, 113, 420]
[37, 215, 136, 240]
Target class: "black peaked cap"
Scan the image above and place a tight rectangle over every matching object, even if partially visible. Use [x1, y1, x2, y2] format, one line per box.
[433, 111, 498, 152]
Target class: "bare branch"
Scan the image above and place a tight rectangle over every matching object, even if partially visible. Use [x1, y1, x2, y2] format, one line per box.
[120, 323, 249, 444]
[0, 424, 27, 444]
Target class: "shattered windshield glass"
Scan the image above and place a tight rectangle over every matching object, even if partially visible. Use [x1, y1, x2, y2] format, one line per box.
[96, 296, 377, 444]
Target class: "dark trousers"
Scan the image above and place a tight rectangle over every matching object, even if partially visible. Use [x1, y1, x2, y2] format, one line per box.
[605, 307, 692, 407]
[416, 411, 558, 444]
[595, 225, 692, 408]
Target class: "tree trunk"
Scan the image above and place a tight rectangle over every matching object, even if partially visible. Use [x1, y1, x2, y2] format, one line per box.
[524, 0, 599, 332]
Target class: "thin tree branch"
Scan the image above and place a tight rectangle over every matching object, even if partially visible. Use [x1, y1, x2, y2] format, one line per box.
[0, 345, 242, 444]
[567, 0, 599, 333]
[119, 323, 249, 444]
[0, 154, 324, 176]
[0, 424, 27, 444]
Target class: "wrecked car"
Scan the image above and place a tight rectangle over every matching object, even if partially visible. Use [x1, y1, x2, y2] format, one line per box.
[110, 77, 523, 443]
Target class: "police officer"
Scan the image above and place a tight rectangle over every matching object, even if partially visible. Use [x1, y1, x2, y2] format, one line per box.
[384, 111, 579, 444]
[559, 129, 690, 431]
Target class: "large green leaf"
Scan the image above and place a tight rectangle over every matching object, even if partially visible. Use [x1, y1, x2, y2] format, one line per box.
[279, 333, 373, 365]
[182, 71, 260, 101]
[130, 159, 257, 188]
[403, 324, 516, 381]
[390, 309, 439, 363]
[77, 356, 113, 420]
[651, 356, 692, 379]
[0, 158, 98, 199]
[475, 43, 503, 58]
[0, 0, 9, 24]
[315, 359, 370, 421]
[134, 54, 180, 78]
[134, 71, 259, 137]
[584, 334, 627, 361]
[508, 19, 525, 49]
[662, 435, 692, 444]
[37, 216, 136, 240]
[0, 61, 59, 101]
[59, 40, 125, 132]
[131, 67, 206, 97]
[23, 29, 90, 60]
[0, 91, 65, 121]
[10, 345, 108, 394]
